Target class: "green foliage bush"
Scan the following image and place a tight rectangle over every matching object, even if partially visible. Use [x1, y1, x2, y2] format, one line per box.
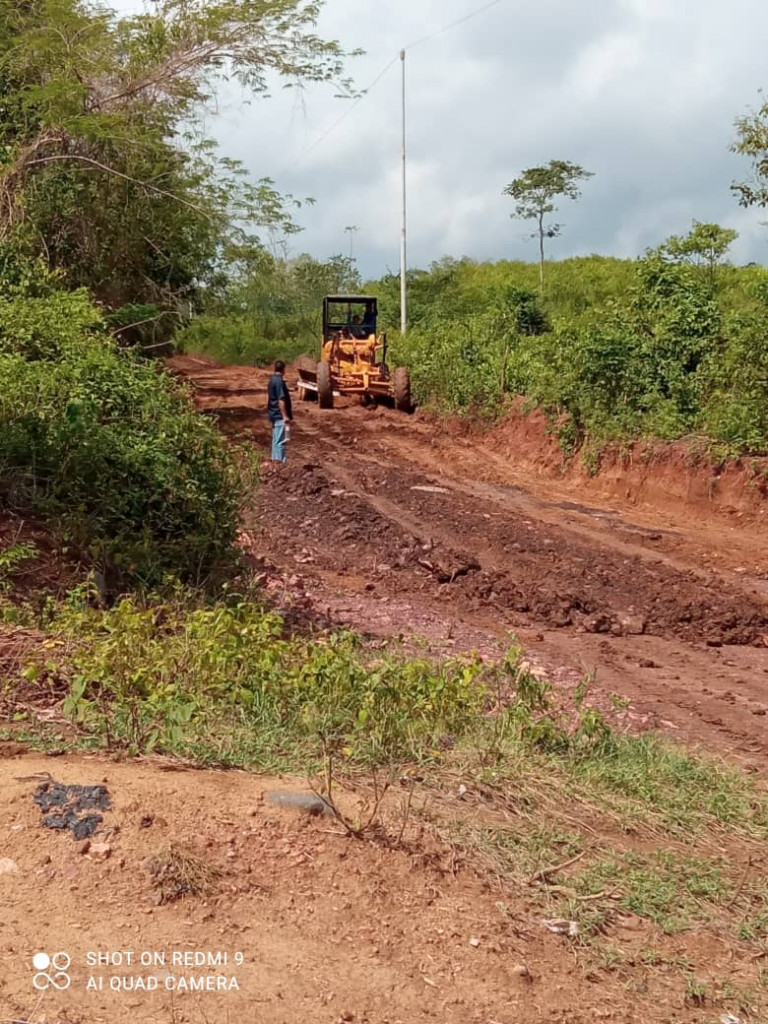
[177, 314, 309, 367]
[43, 590, 633, 774]
[0, 288, 103, 361]
[0, 277, 242, 585]
[39, 592, 767, 845]
[389, 286, 548, 413]
[54, 594, 489, 765]
[380, 250, 768, 455]
[178, 252, 361, 365]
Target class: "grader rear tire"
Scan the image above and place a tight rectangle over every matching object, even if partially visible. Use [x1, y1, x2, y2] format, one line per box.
[317, 361, 334, 409]
[394, 367, 412, 413]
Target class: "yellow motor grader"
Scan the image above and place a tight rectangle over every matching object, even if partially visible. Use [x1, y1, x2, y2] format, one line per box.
[296, 296, 412, 412]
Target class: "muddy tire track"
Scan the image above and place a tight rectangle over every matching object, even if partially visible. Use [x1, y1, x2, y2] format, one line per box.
[170, 356, 768, 767]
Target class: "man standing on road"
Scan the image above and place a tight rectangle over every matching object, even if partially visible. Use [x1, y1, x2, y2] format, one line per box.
[267, 360, 293, 465]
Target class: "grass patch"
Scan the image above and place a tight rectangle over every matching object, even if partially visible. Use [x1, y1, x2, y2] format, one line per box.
[454, 819, 748, 934]
[568, 851, 731, 934]
[567, 732, 768, 836]
[147, 843, 220, 905]
[6, 587, 768, 955]
[43, 591, 490, 768]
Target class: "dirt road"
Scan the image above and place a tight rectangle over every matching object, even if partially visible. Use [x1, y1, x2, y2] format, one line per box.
[1, 753, 757, 1024]
[172, 356, 768, 769]
[5, 358, 768, 1024]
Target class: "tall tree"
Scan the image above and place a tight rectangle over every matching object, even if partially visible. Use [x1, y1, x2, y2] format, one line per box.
[503, 160, 593, 290]
[662, 221, 738, 291]
[732, 98, 768, 211]
[0, 0, 353, 330]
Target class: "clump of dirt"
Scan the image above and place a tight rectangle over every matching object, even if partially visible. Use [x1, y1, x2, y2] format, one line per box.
[261, 459, 768, 646]
[271, 462, 428, 574]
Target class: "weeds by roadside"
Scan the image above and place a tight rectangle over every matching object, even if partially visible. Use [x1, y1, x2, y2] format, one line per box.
[8, 592, 766, 829]
[4, 585, 768, 1007]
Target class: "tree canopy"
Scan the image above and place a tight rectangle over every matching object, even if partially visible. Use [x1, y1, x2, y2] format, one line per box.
[660, 221, 738, 290]
[0, 0, 353, 338]
[732, 98, 768, 211]
[503, 160, 593, 289]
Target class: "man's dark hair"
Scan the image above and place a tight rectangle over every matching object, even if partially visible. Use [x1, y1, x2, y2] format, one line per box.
[275, 360, 286, 374]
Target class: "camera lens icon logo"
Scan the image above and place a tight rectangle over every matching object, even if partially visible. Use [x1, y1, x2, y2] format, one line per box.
[32, 952, 71, 991]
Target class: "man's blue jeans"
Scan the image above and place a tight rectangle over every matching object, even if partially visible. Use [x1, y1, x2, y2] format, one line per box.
[271, 419, 286, 462]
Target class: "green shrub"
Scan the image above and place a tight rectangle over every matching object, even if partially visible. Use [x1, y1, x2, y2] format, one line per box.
[0, 335, 241, 585]
[53, 594, 488, 764]
[45, 593, 639, 774]
[42, 594, 768, 847]
[176, 314, 310, 366]
[377, 252, 768, 454]
[697, 310, 768, 453]
[0, 288, 103, 361]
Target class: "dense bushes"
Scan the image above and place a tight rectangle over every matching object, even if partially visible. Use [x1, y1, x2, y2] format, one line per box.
[0, 281, 242, 585]
[177, 313, 308, 367]
[177, 252, 361, 365]
[178, 237, 768, 456]
[52, 594, 488, 765]
[387, 252, 768, 455]
[391, 308, 530, 413]
[0, 288, 102, 361]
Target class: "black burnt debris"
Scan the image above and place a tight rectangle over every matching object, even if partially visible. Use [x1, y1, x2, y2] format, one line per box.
[33, 780, 111, 840]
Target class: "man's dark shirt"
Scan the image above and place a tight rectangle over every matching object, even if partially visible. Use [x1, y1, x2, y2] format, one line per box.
[268, 373, 292, 423]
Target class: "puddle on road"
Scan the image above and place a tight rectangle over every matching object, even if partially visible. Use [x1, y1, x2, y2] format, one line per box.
[553, 500, 619, 517]
[552, 499, 679, 539]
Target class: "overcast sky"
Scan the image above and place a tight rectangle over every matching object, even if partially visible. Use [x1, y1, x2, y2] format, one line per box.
[116, 0, 768, 276]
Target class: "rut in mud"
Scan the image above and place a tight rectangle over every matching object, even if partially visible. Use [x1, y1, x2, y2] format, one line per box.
[171, 355, 768, 767]
[273, 456, 768, 646]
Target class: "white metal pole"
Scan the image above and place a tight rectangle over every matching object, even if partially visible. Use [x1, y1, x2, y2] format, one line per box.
[400, 49, 407, 335]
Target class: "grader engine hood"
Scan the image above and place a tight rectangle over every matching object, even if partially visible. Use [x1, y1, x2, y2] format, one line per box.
[322, 335, 378, 361]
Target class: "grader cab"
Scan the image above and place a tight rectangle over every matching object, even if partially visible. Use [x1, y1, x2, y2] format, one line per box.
[296, 296, 412, 412]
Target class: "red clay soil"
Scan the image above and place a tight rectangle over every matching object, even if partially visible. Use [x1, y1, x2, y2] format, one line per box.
[166, 356, 768, 773]
[0, 751, 763, 1024]
[484, 398, 768, 525]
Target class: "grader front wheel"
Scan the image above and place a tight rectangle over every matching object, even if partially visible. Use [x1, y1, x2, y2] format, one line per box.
[394, 367, 412, 413]
[317, 361, 334, 409]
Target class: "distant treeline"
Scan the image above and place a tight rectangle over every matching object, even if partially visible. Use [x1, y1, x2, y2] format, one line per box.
[181, 238, 768, 457]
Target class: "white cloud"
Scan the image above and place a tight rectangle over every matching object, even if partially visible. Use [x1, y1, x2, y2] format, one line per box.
[566, 31, 643, 105]
[104, 0, 768, 272]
